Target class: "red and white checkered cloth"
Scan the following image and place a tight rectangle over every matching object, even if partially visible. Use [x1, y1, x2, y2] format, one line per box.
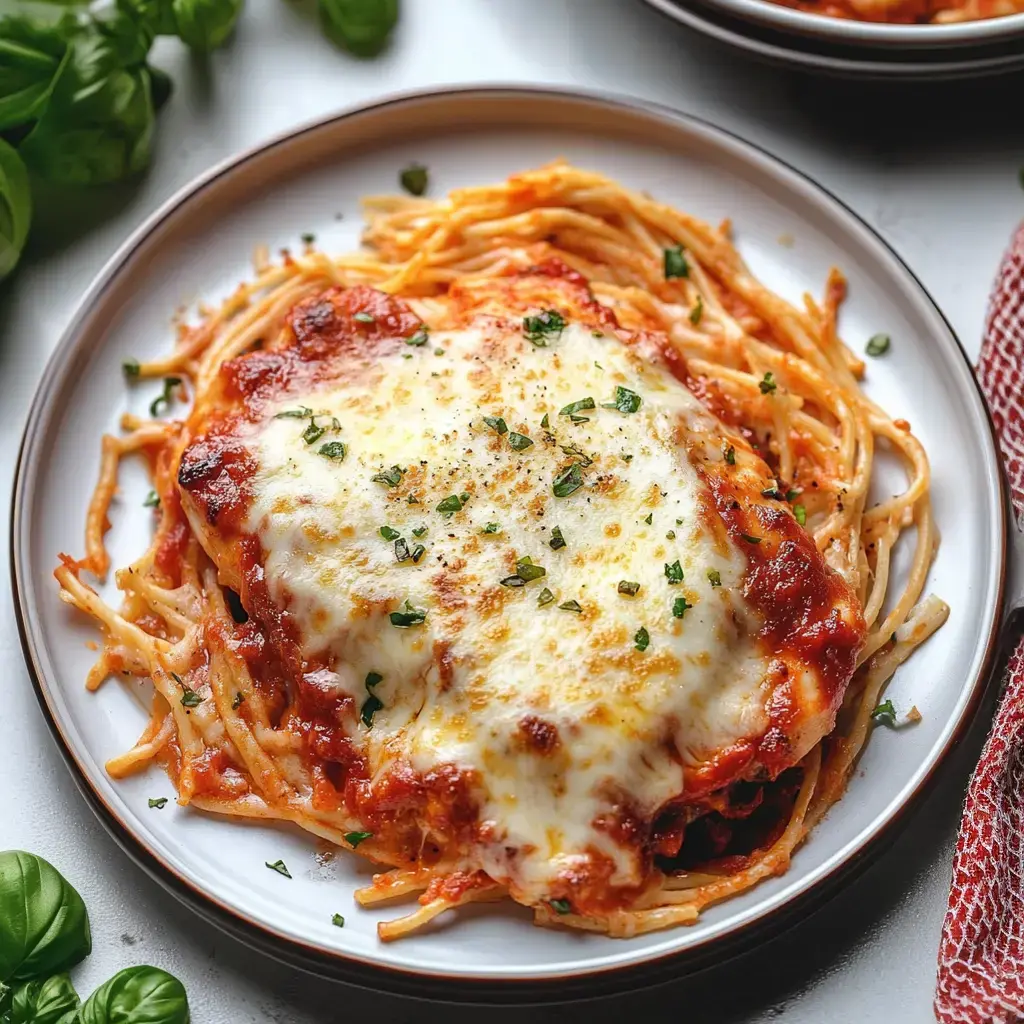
[935, 224, 1024, 1024]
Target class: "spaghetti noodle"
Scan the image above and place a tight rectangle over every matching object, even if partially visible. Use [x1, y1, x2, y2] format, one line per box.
[56, 162, 947, 940]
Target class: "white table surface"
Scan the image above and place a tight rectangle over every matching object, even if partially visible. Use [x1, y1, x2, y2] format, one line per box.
[3, 2, 1022, 1020]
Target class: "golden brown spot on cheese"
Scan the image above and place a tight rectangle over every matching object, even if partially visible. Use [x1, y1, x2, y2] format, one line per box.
[604, 522, 621, 538]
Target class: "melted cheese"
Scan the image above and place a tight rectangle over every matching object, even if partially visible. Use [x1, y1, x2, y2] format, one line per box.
[243, 319, 775, 900]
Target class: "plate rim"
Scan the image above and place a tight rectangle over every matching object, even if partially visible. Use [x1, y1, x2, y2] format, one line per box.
[10, 82, 1009, 995]
[641, 0, 1024, 48]
[639, 0, 1024, 75]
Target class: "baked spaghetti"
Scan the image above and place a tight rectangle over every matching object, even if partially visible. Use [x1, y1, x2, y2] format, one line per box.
[56, 162, 948, 940]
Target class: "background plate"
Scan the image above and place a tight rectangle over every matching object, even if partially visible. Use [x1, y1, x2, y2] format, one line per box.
[11, 87, 1005, 994]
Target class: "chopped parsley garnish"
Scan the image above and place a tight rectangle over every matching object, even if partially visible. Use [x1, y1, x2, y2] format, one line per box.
[406, 329, 429, 347]
[231, 691, 246, 710]
[318, 441, 346, 460]
[634, 626, 650, 652]
[148, 797, 167, 809]
[360, 694, 383, 727]
[706, 569, 722, 588]
[508, 432, 534, 451]
[664, 561, 684, 584]
[436, 493, 467, 514]
[353, 311, 375, 324]
[866, 334, 891, 357]
[265, 860, 291, 878]
[549, 526, 566, 550]
[301, 232, 315, 244]
[434, 347, 444, 356]
[366, 671, 383, 688]
[559, 443, 592, 466]
[179, 686, 203, 708]
[523, 309, 566, 346]
[786, 489, 800, 502]
[549, 898, 572, 915]
[794, 505, 807, 527]
[541, 413, 550, 429]
[552, 463, 584, 498]
[501, 575, 525, 589]
[302, 422, 326, 446]
[672, 596, 693, 619]
[149, 376, 182, 417]
[379, 526, 401, 541]
[870, 699, 897, 727]
[538, 588, 555, 606]
[740, 533, 762, 544]
[411, 544, 426, 563]
[484, 415, 508, 435]
[389, 600, 426, 627]
[122, 357, 140, 377]
[332, 914, 345, 928]
[618, 581, 641, 596]
[664, 245, 689, 279]
[516, 557, 546, 582]
[759, 372, 777, 395]
[275, 406, 314, 419]
[400, 163, 428, 196]
[394, 538, 410, 562]
[483, 523, 501, 534]
[344, 831, 373, 848]
[603, 386, 642, 414]
[412, 526, 428, 537]
[558, 599, 582, 613]
[143, 490, 160, 509]
[666, 530, 676, 540]
[644, 513, 653, 526]
[689, 296, 704, 325]
[724, 445, 736, 465]
[559, 397, 596, 417]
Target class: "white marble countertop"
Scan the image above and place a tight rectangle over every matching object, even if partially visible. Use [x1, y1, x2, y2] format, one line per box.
[3, 2, 1022, 1020]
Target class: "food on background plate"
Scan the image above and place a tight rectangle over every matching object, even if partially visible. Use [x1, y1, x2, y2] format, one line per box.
[55, 162, 947, 940]
[767, 0, 1022, 23]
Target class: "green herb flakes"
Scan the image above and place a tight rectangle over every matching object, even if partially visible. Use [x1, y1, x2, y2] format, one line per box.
[634, 626, 650, 652]
[689, 296, 704, 325]
[559, 397, 596, 417]
[412, 526, 428, 537]
[552, 463, 584, 498]
[559, 599, 583, 613]
[538, 588, 555, 606]
[344, 831, 373, 848]
[400, 163, 428, 196]
[516, 557, 546, 582]
[143, 490, 160, 509]
[724, 445, 736, 465]
[406, 328, 429, 347]
[740, 533, 762, 545]
[436, 493, 466, 514]
[870, 699, 897, 727]
[149, 376, 182, 418]
[179, 686, 203, 708]
[232, 691, 246, 710]
[353, 311, 375, 324]
[759, 372, 777, 395]
[664, 561, 684, 584]
[604, 386, 642, 414]
[484, 415, 508, 435]
[664, 245, 689, 279]
[483, 523, 501, 535]
[275, 406, 314, 420]
[394, 538, 410, 562]
[865, 334, 891, 357]
[508, 432, 534, 451]
[302, 422, 326, 446]
[123, 357, 141, 377]
[411, 544, 426, 563]
[672, 596, 693, 619]
[332, 914, 345, 927]
[794, 505, 807, 527]
[618, 581, 641, 596]
[360, 694, 383, 727]
[644, 513, 653, 526]
[318, 441, 346, 460]
[380, 526, 401, 541]
[266, 860, 291, 878]
[706, 569, 722, 588]
[148, 797, 167, 809]
[541, 413, 550, 429]
[549, 526, 566, 550]
[389, 601, 426, 627]
[523, 310, 567, 346]
[549, 898, 572, 915]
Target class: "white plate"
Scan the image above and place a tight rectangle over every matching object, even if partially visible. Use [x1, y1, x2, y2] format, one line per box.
[641, 0, 1024, 77]
[11, 86, 1007, 998]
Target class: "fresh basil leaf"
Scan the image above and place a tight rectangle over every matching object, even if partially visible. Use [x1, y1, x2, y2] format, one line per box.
[170, 0, 243, 52]
[0, 852, 91, 983]
[0, 138, 31, 281]
[317, 0, 398, 57]
[10, 972, 79, 1024]
[20, 24, 156, 185]
[78, 966, 188, 1024]
[0, 13, 67, 133]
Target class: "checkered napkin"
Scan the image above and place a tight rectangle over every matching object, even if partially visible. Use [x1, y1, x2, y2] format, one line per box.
[935, 224, 1024, 1024]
